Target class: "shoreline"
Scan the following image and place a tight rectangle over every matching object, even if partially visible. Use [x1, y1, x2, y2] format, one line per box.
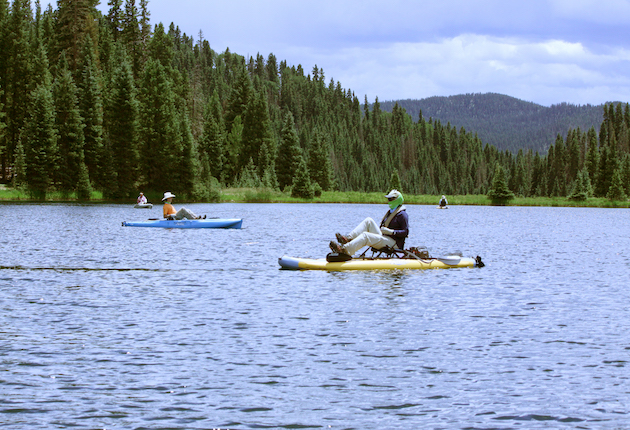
[1, 187, 629, 208]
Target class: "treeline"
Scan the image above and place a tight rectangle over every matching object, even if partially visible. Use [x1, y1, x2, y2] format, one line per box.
[378, 94, 606, 154]
[0, 1, 629, 202]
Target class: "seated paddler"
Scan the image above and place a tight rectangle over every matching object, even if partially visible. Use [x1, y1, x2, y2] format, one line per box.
[162, 191, 205, 220]
[329, 189, 409, 256]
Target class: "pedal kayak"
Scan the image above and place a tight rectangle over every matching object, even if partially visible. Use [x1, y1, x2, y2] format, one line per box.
[122, 218, 242, 229]
[278, 255, 483, 271]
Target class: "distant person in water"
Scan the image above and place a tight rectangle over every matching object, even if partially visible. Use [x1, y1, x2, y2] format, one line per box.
[137, 192, 147, 205]
[162, 192, 205, 220]
[329, 189, 409, 256]
[439, 195, 448, 207]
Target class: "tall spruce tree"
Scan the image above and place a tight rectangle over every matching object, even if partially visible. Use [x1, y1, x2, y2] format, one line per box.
[53, 55, 89, 195]
[276, 111, 302, 191]
[139, 58, 179, 192]
[200, 90, 226, 182]
[568, 167, 592, 201]
[4, 0, 33, 181]
[308, 130, 334, 191]
[77, 34, 104, 189]
[177, 110, 196, 197]
[487, 164, 514, 205]
[607, 168, 627, 201]
[241, 90, 274, 174]
[55, 0, 99, 72]
[106, 51, 139, 198]
[25, 83, 57, 199]
[291, 154, 314, 199]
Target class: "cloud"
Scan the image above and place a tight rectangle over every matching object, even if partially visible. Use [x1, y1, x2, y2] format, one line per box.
[298, 34, 630, 105]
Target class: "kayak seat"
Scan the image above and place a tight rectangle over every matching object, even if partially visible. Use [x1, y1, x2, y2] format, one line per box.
[361, 246, 406, 259]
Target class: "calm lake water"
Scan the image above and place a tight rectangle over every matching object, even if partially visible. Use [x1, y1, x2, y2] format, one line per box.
[1, 202, 629, 430]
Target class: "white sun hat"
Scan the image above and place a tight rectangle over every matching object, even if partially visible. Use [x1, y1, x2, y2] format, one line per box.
[162, 191, 176, 201]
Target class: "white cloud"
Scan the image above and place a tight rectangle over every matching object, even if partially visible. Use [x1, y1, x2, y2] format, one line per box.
[295, 35, 630, 106]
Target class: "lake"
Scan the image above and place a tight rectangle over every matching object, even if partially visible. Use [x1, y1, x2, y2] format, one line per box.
[1, 202, 629, 429]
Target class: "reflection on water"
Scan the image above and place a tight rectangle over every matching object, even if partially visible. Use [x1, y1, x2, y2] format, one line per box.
[1, 203, 629, 429]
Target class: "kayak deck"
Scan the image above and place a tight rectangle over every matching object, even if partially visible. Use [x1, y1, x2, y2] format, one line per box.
[278, 255, 482, 271]
[122, 218, 242, 229]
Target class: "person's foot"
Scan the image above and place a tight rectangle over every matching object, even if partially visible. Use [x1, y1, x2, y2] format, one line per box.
[335, 233, 350, 244]
[329, 241, 348, 255]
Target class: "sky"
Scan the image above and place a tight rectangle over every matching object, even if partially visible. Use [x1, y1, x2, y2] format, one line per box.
[89, 0, 630, 107]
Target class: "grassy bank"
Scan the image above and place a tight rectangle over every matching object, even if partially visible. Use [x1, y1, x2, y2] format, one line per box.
[1, 185, 629, 208]
[218, 188, 630, 208]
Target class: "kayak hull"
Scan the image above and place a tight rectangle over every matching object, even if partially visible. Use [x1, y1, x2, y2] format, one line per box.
[278, 255, 480, 271]
[122, 218, 242, 229]
[134, 203, 153, 209]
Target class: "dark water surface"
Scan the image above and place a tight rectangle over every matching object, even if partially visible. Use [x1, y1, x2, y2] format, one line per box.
[1, 203, 629, 429]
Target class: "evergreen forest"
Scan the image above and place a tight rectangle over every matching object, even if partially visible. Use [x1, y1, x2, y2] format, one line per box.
[1, 0, 630, 202]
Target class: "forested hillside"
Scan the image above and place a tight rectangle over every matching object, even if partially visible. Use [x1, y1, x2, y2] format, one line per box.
[1, 0, 629, 202]
[378, 94, 606, 154]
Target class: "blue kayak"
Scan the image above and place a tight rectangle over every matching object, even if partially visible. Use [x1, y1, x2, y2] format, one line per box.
[122, 218, 242, 229]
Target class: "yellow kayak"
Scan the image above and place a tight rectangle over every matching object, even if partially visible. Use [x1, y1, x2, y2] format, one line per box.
[278, 255, 483, 271]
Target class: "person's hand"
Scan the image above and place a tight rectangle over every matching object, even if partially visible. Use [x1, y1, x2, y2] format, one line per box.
[380, 227, 393, 235]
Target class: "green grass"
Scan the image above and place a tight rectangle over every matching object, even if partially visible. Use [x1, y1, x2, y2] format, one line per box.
[1, 184, 628, 208]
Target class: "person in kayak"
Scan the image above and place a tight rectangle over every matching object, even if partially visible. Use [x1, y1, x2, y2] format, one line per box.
[162, 191, 205, 220]
[329, 189, 408, 256]
[137, 192, 148, 205]
[439, 195, 448, 207]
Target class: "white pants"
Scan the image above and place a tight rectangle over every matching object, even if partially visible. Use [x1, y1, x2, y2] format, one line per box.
[343, 217, 396, 256]
[175, 207, 198, 220]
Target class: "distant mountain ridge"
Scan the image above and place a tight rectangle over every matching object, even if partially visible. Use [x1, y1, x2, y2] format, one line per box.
[377, 93, 607, 154]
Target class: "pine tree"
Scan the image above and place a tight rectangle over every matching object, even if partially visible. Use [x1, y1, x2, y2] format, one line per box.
[177, 110, 196, 197]
[53, 55, 88, 195]
[291, 155, 314, 199]
[622, 154, 630, 196]
[55, 0, 99, 72]
[308, 130, 334, 191]
[487, 164, 514, 205]
[200, 90, 226, 182]
[276, 111, 302, 191]
[4, 0, 33, 181]
[122, 0, 142, 77]
[224, 116, 243, 185]
[106, 0, 123, 39]
[585, 127, 599, 184]
[568, 168, 591, 201]
[0, 0, 9, 135]
[12, 138, 26, 189]
[225, 64, 252, 133]
[390, 169, 402, 192]
[76, 159, 93, 200]
[258, 140, 278, 189]
[240, 90, 274, 172]
[607, 168, 627, 201]
[77, 34, 104, 189]
[595, 145, 612, 197]
[147, 22, 173, 69]
[25, 84, 57, 199]
[106, 51, 139, 198]
[138, 58, 180, 192]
